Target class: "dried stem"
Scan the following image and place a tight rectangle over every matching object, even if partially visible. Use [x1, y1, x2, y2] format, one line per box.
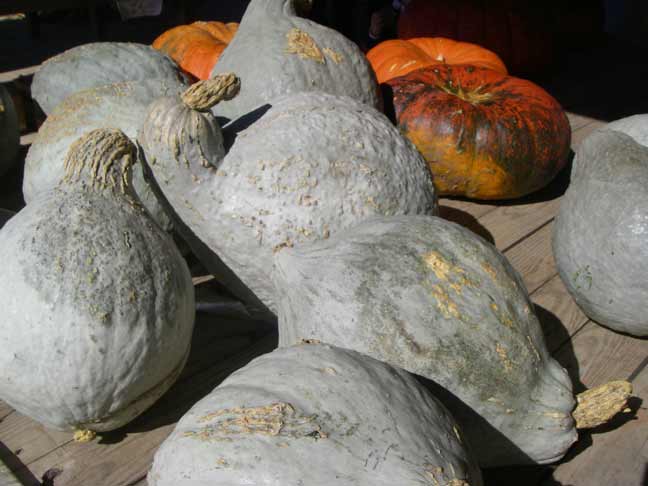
[181, 73, 241, 111]
[573, 380, 633, 429]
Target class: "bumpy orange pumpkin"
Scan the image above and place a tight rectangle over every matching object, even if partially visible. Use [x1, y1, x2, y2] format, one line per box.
[367, 37, 507, 84]
[388, 64, 570, 199]
[152, 21, 238, 81]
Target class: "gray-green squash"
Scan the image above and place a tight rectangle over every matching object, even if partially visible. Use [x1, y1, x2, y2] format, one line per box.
[273, 215, 632, 466]
[553, 115, 648, 337]
[139, 76, 437, 316]
[0, 129, 195, 434]
[148, 342, 483, 486]
[32, 42, 188, 114]
[209, 0, 380, 121]
[24, 78, 188, 231]
[0, 85, 19, 176]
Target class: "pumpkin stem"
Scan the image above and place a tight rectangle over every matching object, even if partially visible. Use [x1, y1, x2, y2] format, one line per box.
[572, 380, 633, 429]
[181, 74, 241, 111]
[62, 128, 135, 194]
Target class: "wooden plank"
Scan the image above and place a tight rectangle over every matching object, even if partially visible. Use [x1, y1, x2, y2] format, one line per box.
[18, 333, 277, 486]
[546, 325, 648, 486]
[553, 321, 648, 392]
[505, 221, 556, 294]
[0, 66, 38, 84]
[571, 119, 606, 148]
[566, 112, 602, 132]
[530, 275, 589, 353]
[479, 196, 561, 252]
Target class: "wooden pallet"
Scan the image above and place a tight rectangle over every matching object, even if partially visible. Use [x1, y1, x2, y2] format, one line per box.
[0, 110, 646, 486]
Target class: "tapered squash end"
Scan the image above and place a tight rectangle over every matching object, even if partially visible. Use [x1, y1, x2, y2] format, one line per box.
[181, 73, 240, 111]
[573, 380, 633, 429]
[63, 128, 135, 193]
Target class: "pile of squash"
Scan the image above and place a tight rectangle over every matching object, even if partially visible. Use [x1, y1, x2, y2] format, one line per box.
[0, 0, 641, 484]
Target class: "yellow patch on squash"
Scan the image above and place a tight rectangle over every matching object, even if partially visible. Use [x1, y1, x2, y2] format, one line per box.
[286, 28, 324, 63]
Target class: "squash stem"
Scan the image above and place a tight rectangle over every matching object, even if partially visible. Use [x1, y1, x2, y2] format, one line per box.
[181, 74, 241, 111]
[572, 380, 632, 429]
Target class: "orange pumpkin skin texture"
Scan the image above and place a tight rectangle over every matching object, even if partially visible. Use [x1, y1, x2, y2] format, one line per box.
[367, 37, 507, 84]
[152, 21, 238, 81]
[389, 64, 570, 199]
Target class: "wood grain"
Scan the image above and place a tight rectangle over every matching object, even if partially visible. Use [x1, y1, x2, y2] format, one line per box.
[547, 325, 648, 486]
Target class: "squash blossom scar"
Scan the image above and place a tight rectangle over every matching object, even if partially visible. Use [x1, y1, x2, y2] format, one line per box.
[183, 403, 327, 441]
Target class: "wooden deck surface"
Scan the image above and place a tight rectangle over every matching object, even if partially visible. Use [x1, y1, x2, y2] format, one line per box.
[0, 81, 646, 484]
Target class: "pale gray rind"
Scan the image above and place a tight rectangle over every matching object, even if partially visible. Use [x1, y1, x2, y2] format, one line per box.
[148, 343, 483, 486]
[273, 215, 577, 467]
[31, 42, 188, 114]
[24, 79, 188, 231]
[140, 91, 437, 313]
[0, 183, 195, 431]
[0, 86, 19, 176]
[553, 118, 648, 336]
[210, 0, 380, 120]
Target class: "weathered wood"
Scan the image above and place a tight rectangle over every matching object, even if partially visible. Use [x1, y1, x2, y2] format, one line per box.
[503, 221, 556, 294]
[547, 325, 648, 486]
[531, 275, 590, 353]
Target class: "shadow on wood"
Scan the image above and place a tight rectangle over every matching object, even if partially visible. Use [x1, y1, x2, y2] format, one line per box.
[97, 314, 278, 444]
[437, 204, 495, 244]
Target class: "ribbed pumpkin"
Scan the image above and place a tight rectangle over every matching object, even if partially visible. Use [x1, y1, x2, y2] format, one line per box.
[397, 0, 554, 75]
[388, 64, 570, 199]
[367, 37, 507, 84]
[152, 21, 239, 81]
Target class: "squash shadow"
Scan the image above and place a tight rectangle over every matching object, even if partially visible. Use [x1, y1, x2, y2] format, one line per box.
[221, 103, 272, 151]
[437, 204, 495, 244]
[96, 313, 278, 444]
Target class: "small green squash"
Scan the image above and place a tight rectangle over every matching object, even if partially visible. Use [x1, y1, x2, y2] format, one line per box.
[553, 115, 648, 336]
[148, 342, 483, 485]
[0, 129, 195, 434]
[273, 215, 632, 466]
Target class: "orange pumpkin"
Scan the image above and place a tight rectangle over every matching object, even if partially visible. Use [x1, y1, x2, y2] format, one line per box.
[367, 37, 507, 84]
[152, 21, 238, 81]
[387, 64, 570, 200]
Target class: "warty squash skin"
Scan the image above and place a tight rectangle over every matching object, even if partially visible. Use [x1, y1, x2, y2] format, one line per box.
[273, 215, 578, 466]
[0, 129, 195, 434]
[24, 78, 188, 231]
[139, 76, 437, 316]
[388, 64, 571, 199]
[32, 42, 188, 114]
[209, 0, 380, 120]
[553, 115, 648, 336]
[148, 343, 483, 486]
[0, 85, 19, 176]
